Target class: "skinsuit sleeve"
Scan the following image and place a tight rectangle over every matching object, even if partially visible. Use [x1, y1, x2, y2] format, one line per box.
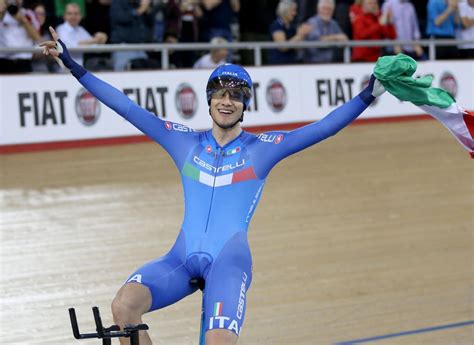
[252, 77, 378, 178]
[55, 39, 195, 168]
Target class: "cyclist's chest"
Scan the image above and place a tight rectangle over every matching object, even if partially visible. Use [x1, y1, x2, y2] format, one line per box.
[181, 137, 258, 187]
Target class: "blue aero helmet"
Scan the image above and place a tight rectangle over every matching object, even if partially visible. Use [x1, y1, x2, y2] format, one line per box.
[206, 63, 253, 110]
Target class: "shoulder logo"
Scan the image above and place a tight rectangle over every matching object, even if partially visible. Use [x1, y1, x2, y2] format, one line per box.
[164, 121, 193, 132]
[257, 133, 284, 144]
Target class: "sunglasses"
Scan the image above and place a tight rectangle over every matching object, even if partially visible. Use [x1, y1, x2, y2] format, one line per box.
[211, 88, 250, 103]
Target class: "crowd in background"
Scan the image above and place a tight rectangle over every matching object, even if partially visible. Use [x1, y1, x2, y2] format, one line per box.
[0, 0, 473, 74]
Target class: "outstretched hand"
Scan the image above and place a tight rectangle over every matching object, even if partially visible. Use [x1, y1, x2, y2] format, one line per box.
[39, 26, 87, 78]
[39, 26, 65, 68]
[359, 75, 385, 105]
[372, 78, 386, 98]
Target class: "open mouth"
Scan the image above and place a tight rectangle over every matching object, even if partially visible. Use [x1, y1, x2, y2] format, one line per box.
[218, 109, 234, 116]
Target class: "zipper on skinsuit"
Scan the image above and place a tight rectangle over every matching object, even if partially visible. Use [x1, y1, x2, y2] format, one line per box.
[203, 147, 223, 233]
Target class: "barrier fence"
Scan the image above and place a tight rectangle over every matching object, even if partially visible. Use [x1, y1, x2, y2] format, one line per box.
[1, 39, 473, 69]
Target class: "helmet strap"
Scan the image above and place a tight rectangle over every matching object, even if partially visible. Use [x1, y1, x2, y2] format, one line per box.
[239, 104, 246, 122]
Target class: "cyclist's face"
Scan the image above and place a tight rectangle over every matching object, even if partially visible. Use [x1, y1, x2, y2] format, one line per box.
[209, 88, 244, 129]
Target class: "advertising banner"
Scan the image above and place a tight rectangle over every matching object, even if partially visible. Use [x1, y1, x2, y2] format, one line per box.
[0, 61, 472, 146]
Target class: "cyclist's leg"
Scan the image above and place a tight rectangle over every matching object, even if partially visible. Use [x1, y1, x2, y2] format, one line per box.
[112, 283, 153, 345]
[112, 231, 197, 345]
[207, 329, 239, 345]
[203, 231, 253, 345]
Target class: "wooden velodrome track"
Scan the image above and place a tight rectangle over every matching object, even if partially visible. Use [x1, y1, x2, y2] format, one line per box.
[1, 119, 473, 344]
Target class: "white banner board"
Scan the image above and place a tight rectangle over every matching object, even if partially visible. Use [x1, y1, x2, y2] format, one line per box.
[0, 61, 472, 146]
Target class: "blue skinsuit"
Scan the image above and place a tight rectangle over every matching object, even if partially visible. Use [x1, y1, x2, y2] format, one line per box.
[76, 71, 374, 337]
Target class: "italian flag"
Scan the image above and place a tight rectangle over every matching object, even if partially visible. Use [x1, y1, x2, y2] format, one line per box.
[374, 54, 474, 158]
[418, 103, 474, 158]
[214, 302, 223, 316]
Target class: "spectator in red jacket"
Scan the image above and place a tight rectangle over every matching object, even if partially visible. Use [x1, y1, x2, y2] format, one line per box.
[351, 0, 396, 62]
[349, 0, 363, 24]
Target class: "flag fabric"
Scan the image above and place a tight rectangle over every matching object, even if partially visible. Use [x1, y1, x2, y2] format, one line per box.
[374, 54, 474, 158]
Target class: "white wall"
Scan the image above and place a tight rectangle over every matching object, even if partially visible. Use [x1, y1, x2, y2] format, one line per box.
[1, 61, 472, 146]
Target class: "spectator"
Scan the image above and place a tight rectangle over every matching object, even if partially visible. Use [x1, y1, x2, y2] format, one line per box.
[350, 0, 364, 24]
[165, 0, 202, 67]
[199, 0, 240, 42]
[31, 1, 53, 27]
[23, 0, 55, 23]
[426, 0, 460, 59]
[0, 0, 40, 73]
[56, 3, 107, 66]
[109, 0, 154, 70]
[31, 2, 58, 72]
[32, 3, 49, 41]
[149, 0, 166, 43]
[458, 0, 474, 58]
[193, 36, 229, 69]
[304, 0, 348, 63]
[54, 0, 85, 19]
[351, 0, 396, 62]
[381, 0, 425, 60]
[179, 0, 202, 43]
[163, 30, 180, 68]
[268, 0, 311, 65]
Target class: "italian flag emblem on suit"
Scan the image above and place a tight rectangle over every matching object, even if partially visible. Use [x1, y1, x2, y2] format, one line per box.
[214, 302, 223, 316]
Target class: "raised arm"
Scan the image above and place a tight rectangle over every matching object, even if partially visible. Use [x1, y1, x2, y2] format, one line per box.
[252, 76, 385, 178]
[40, 27, 196, 167]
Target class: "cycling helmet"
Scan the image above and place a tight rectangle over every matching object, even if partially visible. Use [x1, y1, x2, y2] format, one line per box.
[206, 63, 253, 110]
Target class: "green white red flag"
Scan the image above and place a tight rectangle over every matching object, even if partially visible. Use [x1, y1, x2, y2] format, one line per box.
[374, 54, 474, 158]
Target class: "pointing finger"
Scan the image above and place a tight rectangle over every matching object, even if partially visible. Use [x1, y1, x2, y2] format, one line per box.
[49, 26, 58, 41]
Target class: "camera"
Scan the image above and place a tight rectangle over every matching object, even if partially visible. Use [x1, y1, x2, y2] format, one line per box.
[7, 0, 19, 16]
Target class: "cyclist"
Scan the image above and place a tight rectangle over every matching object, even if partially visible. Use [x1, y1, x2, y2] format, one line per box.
[41, 27, 384, 345]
